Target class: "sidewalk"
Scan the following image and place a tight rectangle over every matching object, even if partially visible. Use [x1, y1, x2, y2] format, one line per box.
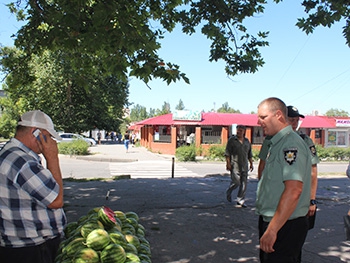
[62, 143, 350, 263]
[76, 141, 174, 162]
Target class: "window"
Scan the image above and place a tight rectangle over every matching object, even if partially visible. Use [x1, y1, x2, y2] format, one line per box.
[326, 130, 349, 147]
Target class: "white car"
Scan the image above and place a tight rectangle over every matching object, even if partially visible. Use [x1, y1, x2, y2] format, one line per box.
[59, 133, 97, 146]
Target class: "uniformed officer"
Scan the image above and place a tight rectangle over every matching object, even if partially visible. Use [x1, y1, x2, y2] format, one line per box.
[287, 105, 319, 217]
[287, 105, 319, 262]
[256, 97, 312, 263]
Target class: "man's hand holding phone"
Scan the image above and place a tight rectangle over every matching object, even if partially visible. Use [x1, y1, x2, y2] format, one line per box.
[33, 129, 47, 142]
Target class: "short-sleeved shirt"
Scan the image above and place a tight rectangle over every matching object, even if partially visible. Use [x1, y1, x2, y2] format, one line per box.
[298, 132, 320, 165]
[256, 126, 311, 222]
[259, 133, 319, 165]
[225, 135, 252, 173]
[0, 138, 66, 248]
[258, 135, 273, 161]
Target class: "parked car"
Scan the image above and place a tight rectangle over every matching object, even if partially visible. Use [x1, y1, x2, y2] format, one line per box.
[347, 161, 350, 179]
[59, 133, 97, 146]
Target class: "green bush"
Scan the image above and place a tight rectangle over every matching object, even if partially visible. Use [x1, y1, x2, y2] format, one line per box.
[206, 145, 226, 161]
[176, 144, 196, 162]
[315, 144, 350, 161]
[58, 140, 89, 155]
[252, 148, 260, 161]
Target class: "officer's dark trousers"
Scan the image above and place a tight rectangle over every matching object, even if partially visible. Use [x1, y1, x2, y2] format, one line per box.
[259, 215, 308, 263]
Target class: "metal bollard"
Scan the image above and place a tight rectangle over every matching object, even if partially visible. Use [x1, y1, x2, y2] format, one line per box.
[171, 157, 175, 178]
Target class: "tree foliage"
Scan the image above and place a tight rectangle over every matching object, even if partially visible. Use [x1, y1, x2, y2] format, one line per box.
[156, 101, 171, 116]
[0, 96, 26, 138]
[0, 46, 128, 133]
[325, 108, 349, 117]
[6, 0, 272, 83]
[129, 104, 148, 122]
[217, 102, 241, 113]
[295, 0, 350, 47]
[4, 0, 350, 85]
[175, 99, 185, 110]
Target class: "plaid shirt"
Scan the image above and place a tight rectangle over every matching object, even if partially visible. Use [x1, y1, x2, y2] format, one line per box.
[0, 138, 66, 247]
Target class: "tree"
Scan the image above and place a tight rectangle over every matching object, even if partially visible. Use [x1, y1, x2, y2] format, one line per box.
[325, 108, 349, 117]
[0, 96, 26, 138]
[217, 102, 241, 113]
[156, 101, 171, 116]
[148, 108, 156, 118]
[4, 1, 350, 85]
[175, 99, 185, 110]
[129, 104, 148, 122]
[0, 46, 128, 133]
[294, 1, 350, 47]
[6, 0, 271, 84]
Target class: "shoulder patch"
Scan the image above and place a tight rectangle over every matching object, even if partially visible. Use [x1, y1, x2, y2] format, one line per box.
[309, 145, 317, 156]
[284, 148, 298, 165]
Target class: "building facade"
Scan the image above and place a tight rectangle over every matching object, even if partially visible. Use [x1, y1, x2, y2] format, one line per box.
[132, 111, 350, 155]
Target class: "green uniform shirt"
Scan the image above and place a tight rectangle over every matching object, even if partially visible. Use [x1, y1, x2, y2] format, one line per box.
[258, 135, 273, 161]
[259, 133, 319, 165]
[256, 126, 312, 222]
[225, 135, 252, 173]
[298, 132, 320, 165]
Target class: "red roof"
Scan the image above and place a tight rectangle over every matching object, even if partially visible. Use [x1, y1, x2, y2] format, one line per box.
[136, 112, 259, 126]
[299, 116, 335, 128]
[135, 112, 340, 128]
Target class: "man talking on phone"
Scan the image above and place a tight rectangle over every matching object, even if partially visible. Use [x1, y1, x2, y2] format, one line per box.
[0, 110, 66, 263]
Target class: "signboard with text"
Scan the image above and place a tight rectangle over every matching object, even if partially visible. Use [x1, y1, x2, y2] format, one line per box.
[336, 119, 350, 127]
[172, 110, 202, 121]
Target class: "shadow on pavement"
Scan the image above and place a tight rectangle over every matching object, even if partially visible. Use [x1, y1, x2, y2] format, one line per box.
[63, 176, 350, 263]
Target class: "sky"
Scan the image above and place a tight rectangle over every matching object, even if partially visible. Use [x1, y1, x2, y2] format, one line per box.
[1, 1, 350, 116]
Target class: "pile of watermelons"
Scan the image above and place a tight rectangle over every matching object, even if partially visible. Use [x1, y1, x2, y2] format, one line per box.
[55, 206, 151, 263]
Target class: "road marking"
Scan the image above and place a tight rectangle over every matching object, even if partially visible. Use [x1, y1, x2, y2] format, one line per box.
[109, 160, 199, 178]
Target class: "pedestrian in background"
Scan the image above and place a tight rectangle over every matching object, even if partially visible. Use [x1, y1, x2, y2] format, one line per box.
[0, 110, 66, 263]
[124, 132, 130, 152]
[256, 97, 311, 263]
[225, 124, 253, 208]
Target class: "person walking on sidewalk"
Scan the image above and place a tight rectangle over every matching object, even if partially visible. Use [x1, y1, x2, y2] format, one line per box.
[256, 98, 311, 263]
[225, 124, 254, 208]
[124, 132, 130, 152]
[0, 110, 66, 263]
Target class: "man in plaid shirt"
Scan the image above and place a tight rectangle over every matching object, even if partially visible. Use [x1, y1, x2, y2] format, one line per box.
[0, 110, 66, 263]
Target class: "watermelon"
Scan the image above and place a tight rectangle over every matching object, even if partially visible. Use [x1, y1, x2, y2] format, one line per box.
[62, 237, 86, 257]
[138, 253, 152, 263]
[74, 248, 99, 263]
[109, 232, 128, 246]
[114, 210, 127, 224]
[85, 229, 110, 251]
[122, 224, 136, 235]
[98, 206, 118, 229]
[123, 243, 138, 254]
[64, 221, 79, 237]
[80, 221, 104, 238]
[138, 244, 151, 257]
[126, 218, 138, 229]
[125, 211, 139, 222]
[125, 252, 141, 263]
[136, 228, 145, 237]
[125, 234, 140, 250]
[100, 243, 126, 263]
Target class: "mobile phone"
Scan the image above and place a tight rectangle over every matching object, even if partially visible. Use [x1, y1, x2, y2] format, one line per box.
[33, 129, 47, 142]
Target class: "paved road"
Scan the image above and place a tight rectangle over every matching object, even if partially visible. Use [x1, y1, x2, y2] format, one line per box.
[59, 143, 349, 179]
[58, 144, 350, 262]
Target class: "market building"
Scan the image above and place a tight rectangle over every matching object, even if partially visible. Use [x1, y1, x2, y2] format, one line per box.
[129, 111, 350, 155]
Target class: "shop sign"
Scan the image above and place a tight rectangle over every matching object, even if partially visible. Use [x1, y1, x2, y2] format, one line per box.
[172, 110, 202, 121]
[336, 119, 350, 127]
